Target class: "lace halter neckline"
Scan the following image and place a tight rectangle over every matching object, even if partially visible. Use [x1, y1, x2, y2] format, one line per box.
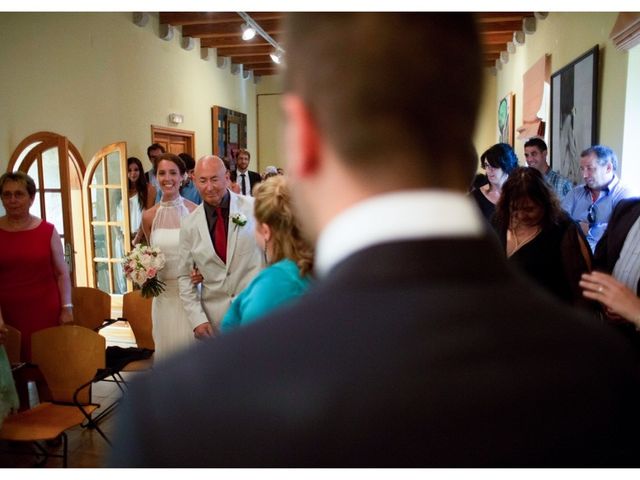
[159, 197, 183, 208]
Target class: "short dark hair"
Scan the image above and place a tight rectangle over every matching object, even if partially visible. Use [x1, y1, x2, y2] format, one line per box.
[154, 153, 186, 175]
[284, 13, 483, 190]
[494, 166, 563, 232]
[581, 145, 618, 171]
[480, 143, 519, 175]
[147, 143, 165, 157]
[0, 171, 37, 198]
[524, 137, 547, 152]
[178, 153, 195, 171]
[237, 149, 250, 159]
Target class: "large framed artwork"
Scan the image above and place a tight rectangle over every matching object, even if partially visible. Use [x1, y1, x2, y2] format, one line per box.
[550, 45, 599, 185]
[498, 92, 515, 146]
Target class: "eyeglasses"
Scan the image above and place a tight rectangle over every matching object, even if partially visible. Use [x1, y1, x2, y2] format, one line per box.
[1, 190, 28, 200]
[587, 203, 597, 225]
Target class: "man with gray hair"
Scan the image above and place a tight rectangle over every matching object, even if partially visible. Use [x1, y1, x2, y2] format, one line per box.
[561, 145, 634, 251]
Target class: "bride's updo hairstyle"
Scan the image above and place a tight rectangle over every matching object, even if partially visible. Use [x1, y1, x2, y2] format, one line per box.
[154, 153, 186, 175]
[253, 175, 314, 276]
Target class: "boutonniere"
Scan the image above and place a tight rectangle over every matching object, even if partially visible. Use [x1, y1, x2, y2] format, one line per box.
[231, 213, 247, 229]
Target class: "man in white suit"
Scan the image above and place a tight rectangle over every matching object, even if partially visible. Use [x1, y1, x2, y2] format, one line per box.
[178, 155, 264, 338]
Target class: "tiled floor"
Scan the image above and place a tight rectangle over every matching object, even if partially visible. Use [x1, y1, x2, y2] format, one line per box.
[0, 322, 138, 468]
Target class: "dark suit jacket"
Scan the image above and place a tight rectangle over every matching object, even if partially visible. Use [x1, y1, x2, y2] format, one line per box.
[109, 237, 640, 467]
[236, 170, 261, 195]
[594, 198, 640, 294]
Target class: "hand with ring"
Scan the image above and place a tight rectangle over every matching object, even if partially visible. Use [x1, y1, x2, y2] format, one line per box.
[580, 271, 640, 327]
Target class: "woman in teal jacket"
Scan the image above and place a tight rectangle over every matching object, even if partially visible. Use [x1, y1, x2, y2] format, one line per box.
[221, 176, 314, 332]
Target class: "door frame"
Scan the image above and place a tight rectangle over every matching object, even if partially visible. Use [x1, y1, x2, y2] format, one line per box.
[8, 131, 86, 285]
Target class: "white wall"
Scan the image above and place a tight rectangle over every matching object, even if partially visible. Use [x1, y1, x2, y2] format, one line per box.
[0, 12, 259, 173]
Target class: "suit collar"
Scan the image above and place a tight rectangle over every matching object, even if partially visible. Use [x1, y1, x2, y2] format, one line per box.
[315, 190, 485, 278]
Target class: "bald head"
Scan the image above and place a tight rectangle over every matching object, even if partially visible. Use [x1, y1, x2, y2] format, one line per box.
[194, 155, 230, 207]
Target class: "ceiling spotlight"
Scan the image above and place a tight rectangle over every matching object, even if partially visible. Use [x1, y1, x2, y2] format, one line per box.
[241, 23, 256, 41]
[270, 49, 283, 64]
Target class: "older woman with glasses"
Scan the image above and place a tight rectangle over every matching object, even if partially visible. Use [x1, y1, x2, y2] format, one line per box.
[469, 143, 518, 222]
[0, 171, 73, 361]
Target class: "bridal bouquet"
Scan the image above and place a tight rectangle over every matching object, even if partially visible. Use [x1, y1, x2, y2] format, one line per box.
[123, 244, 167, 298]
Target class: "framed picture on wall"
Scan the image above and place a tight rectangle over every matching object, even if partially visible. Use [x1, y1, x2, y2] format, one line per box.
[550, 45, 599, 185]
[497, 92, 515, 147]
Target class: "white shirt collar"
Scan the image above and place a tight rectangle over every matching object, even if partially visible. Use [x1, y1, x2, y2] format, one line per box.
[315, 190, 485, 277]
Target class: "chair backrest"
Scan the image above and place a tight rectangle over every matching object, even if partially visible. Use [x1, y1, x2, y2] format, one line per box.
[122, 290, 156, 350]
[32, 325, 106, 404]
[72, 286, 111, 331]
[4, 324, 21, 364]
[122, 290, 154, 350]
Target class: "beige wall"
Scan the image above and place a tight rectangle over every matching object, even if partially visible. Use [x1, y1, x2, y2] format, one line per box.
[493, 12, 629, 169]
[474, 71, 498, 166]
[0, 12, 259, 173]
[256, 75, 284, 174]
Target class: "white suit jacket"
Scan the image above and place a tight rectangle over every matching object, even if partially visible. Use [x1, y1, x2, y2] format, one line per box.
[178, 191, 264, 330]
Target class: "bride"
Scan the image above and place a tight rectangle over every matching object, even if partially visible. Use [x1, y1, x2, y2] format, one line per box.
[139, 153, 198, 361]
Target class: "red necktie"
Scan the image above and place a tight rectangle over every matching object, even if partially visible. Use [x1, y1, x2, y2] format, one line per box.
[214, 207, 227, 263]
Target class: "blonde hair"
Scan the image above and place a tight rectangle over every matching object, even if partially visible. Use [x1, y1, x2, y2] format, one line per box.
[253, 176, 314, 276]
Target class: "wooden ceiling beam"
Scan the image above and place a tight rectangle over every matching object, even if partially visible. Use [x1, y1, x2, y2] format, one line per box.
[229, 55, 274, 64]
[478, 20, 527, 33]
[476, 12, 534, 22]
[216, 45, 275, 56]
[481, 32, 515, 44]
[160, 12, 282, 26]
[200, 36, 278, 49]
[182, 19, 282, 38]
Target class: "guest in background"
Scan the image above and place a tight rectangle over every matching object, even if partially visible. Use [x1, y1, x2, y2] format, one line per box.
[178, 153, 202, 205]
[0, 172, 73, 361]
[493, 167, 592, 308]
[145, 143, 165, 203]
[580, 198, 640, 340]
[127, 157, 156, 245]
[523, 137, 572, 200]
[262, 165, 279, 180]
[224, 158, 241, 194]
[221, 176, 313, 332]
[235, 149, 262, 196]
[561, 145, 633, 252]
[581, 271, 640, 329]
[469, 143, 518, 222]
[0, 306, 20, 430]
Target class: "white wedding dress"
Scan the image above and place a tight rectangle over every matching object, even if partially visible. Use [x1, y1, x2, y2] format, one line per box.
[150, 197, 196, 362]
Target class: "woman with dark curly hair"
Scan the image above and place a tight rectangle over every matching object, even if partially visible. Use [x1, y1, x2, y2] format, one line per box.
[494, 166, 593, 307]
[470, 143, 518, 222]
[221, 175, 314, 332]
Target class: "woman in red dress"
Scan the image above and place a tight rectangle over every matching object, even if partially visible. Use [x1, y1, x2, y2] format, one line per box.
[0, 171, 73, 361]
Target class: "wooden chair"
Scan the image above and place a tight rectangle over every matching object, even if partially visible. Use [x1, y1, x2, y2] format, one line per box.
[0, 325, 110, 467]
[4, 324, 21, 364]
[120, 290, 155, 373]
[71, 286, 114, 331]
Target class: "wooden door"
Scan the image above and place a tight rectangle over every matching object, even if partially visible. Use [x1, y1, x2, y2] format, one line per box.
[151, 125, 195, 156]
[83, 142, 131, 294]
[8, 132, 87, 286]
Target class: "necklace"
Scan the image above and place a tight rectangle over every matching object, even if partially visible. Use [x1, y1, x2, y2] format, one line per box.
[507, 225, 541, 256]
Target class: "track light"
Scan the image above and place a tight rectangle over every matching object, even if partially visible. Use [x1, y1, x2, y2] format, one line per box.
[270, 49, 284, 64]
[241, 23, 256, 41]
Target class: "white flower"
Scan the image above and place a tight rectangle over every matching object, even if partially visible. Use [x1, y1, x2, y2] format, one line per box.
[231, 213, 247, 227]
